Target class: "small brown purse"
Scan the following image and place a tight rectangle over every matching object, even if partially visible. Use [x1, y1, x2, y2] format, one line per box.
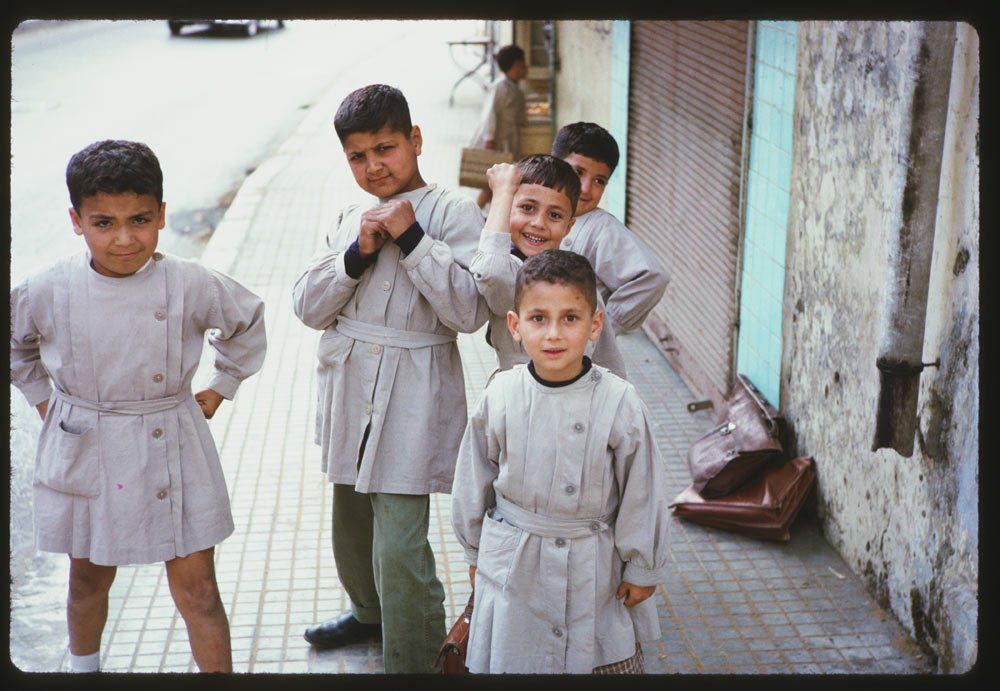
[686, 374, 784, 498]
[458, 147, 514, 188]
[435, 592, 475, 674]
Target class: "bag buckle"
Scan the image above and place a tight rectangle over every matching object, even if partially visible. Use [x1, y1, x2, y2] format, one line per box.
[720, 422, 737, 435]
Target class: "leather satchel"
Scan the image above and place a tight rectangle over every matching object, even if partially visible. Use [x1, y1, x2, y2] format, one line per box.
[670, 456, 816, 542]
[687, 374, 784, 498]
[435, 592, 475, 674]
[459, 147, 515, 188]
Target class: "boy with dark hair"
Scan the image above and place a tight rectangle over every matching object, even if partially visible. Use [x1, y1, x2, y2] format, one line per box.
[552, 122, 668, 335]
[471, 154, 627, 379]
[292, 84, 489, 672]
[10, 139, 267, 672]
[452, 249, 671, 674]
[470, 43, 529, 209]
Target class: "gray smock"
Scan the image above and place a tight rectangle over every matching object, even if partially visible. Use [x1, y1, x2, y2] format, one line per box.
[469, 76, 528, 155]
[469, 230, 628, 380]
[9, 251, 266, 566]
[559, 208, 669, 335]
[291, 184, 490, 495]
[451, 364, 671, 673]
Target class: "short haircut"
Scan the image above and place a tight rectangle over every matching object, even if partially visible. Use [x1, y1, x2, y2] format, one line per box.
[334, 84, 412, 143]
[551, 121, 620, 173]
[495, 44, 525, 73]
[65, 140, 163, 213]
[514, 249, 598, 313]
[516, 154, 582, 215]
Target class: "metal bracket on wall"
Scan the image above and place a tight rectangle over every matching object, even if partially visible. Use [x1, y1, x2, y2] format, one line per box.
[687, 400, 714, 413]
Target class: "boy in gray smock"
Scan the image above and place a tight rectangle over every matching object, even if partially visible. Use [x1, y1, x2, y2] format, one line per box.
[553, 122, 669, 335]
[9, 140, 267, 672]
[452, 250, 671, 674]
[292, 84, 490, 672]
[470, 44, 528, 209]
[470, 154, 628, 379]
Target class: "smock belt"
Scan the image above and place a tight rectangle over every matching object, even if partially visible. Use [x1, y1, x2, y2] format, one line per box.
[493, 494, 616, 538]
[335, 315, 457, 349]
[51, 388, 192, 415]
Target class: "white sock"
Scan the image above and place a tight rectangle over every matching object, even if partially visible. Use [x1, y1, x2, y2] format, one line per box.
[69, 651, 100, 673]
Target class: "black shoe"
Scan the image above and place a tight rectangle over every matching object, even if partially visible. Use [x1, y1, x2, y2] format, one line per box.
[304, 612, 382, 649]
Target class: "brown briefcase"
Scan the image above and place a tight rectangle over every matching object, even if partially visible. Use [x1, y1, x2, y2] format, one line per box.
[434, 592, 474, 674]
[687, 374, 784, 498]
[459, 147, 515, 188]
[669, 456, 816, 542]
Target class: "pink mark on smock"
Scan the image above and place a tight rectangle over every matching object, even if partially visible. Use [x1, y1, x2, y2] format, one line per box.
[116, 483, 124, 490]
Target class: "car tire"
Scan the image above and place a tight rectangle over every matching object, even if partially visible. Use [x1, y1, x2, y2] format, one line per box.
[168, 21, 183, 36]
[244, 21, 259, 37]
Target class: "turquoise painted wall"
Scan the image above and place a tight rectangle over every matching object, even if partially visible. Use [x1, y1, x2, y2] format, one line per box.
[605, 20, 630, 221]
[736, 21, 798, 408]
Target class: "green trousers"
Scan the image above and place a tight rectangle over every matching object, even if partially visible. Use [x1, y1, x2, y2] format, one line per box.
[331, 483, 447, 673]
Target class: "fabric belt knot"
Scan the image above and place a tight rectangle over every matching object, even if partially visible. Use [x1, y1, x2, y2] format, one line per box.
[335, 315, 457, 349]
[52, 388, 191, 415]
[493, 495, 616, 539]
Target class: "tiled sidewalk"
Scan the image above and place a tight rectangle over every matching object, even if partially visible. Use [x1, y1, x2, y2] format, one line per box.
[16, 18, 931, 676]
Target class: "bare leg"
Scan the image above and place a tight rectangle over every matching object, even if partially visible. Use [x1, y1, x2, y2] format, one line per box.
[477, 186, 493, 209]
[67, 557, 117, 656]
[165, 547, 232, 673]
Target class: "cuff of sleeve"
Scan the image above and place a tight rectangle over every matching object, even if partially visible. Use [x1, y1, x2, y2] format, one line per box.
[478, 230, 513, 254]
[623, 562, 664, 587]
[464, 547, 479, 566]
[399, 233, 435, 269]
[343, 240, 377, 279]
[333, 251, 362, 286]
[208, 370, 241, 400]
[393, 222, 425, 256]
[19, 379, 53, 408]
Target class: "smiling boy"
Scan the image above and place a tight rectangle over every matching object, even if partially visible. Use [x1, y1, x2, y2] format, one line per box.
[9, 140, 266, 672]
[552, 122, 668, 335]
[292, 84, 489, 672]
[470, 155, 628, 379]
[452, 249, 671, 674]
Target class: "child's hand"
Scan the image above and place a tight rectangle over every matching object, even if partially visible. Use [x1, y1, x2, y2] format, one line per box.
[358, 214, 389, 257]
[35, 400, 49, 421]
[486, 163, 522, 195]
[469, 565, 477, 587]
[616, 581, 656, 608]
[195, 389, 225, 419]
[367, 199, 417, 240]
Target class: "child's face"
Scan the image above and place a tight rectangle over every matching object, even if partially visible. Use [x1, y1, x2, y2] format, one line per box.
[506, 58, 527, 81]
[507, 280, 603, 382]
[509, 184, 576, 257]
[342, 124, 424, 198]
[563, 153, 612, 217]
[70, 192, 164, 278]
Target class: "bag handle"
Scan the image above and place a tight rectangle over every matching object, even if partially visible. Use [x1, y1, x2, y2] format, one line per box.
[736, 374, 779, 437]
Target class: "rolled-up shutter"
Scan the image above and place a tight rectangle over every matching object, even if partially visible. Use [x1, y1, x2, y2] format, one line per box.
[627, 20, 750, 406]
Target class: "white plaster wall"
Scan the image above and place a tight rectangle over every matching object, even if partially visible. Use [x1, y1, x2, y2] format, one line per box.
[554, 21, 613, 129]
[782, 21, 978, 672]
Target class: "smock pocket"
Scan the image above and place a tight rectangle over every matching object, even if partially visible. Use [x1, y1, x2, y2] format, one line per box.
[317, 327, 355, 367]
[34, 418, 100, 498]
[475, 510, 522, 589]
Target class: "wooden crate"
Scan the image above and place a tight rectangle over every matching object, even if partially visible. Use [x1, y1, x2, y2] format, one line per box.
[459, 147, 514, 188]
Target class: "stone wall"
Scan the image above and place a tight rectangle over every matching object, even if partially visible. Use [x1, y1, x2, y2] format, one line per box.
[782, 21, 978, 672]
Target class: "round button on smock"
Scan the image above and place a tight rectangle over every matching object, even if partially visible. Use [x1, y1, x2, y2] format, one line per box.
[152, 373, 164, 383]
[573, 422, 584, 432]
[156, 490, 167, 500]
[154, 310, 166, 321]
[555, 538, 566, 547]
[152, 428, 164, 439]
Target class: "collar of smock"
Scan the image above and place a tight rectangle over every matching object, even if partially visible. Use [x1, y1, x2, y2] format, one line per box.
[378, 182, 436, 205]
[84, 250, 161, 284]
[526, 357, 600, 394]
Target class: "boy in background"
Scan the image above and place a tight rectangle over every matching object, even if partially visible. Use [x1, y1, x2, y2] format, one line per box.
[452, 249, 671, 674]
[470, 44, 528, 209]
[552, 122, 668, 336]
[292, 84, 489, 672]
[10, 140, 267, 672]
[470, 155, 627, 379]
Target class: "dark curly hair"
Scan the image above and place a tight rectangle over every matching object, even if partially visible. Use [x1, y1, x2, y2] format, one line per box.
[65, 140, 163, 212]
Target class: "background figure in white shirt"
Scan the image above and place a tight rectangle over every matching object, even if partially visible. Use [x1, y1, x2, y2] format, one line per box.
[469, 44, 528, 209]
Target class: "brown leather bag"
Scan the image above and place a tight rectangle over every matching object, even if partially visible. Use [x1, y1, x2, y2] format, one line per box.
[670, 456, 816, 542]
[687, 374, 784, 498]
[435, 592, 475, 674]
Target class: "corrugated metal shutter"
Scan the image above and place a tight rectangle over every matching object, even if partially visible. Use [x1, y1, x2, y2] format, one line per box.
[627, 20, 750, 407]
